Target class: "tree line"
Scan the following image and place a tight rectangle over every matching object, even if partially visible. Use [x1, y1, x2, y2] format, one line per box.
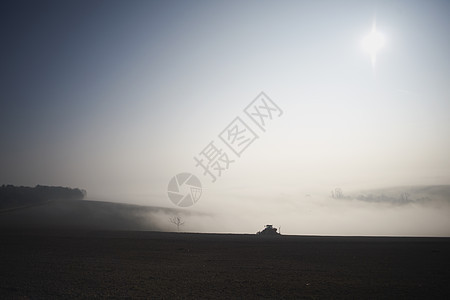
[0, 185, 86, 210]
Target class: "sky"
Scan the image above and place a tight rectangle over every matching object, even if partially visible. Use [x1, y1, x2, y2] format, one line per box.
[1, 0, 450, 235]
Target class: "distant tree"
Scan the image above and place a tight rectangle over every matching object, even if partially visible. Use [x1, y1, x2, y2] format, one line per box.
[400, 192, 410, 203]
[169, 216, 185, 232]
[331, 188, 343, 199]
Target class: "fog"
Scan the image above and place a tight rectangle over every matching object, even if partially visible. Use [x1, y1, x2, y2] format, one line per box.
[2, 185, 449, 236]
[1, 1, 449, 236]
[164, 185, 449, 236]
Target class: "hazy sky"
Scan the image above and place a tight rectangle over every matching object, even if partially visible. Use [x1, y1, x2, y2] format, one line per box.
[1, 0, 449, 235]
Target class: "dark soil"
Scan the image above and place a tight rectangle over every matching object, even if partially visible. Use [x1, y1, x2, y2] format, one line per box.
[1, 229, 449, 299]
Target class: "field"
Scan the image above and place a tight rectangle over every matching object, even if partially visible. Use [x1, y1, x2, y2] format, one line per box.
[1, 229, 449, 299]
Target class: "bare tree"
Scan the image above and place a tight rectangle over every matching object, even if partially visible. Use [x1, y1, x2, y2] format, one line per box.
[169, 216, 185, 232]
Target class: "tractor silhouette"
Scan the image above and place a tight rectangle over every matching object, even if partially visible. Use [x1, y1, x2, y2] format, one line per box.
[256, 224, 281, 236]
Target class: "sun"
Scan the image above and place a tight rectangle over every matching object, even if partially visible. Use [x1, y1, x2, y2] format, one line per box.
[362, 22, 385, 68]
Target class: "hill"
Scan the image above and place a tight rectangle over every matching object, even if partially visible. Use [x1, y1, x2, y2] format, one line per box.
[0, 197, 181, 231]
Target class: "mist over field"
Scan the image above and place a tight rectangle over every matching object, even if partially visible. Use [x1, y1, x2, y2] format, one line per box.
[1, 184, 449, 237]
[160, 184, 449, 236]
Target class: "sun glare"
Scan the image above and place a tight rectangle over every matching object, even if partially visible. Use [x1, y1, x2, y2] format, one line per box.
[362, 22, 385, 68]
